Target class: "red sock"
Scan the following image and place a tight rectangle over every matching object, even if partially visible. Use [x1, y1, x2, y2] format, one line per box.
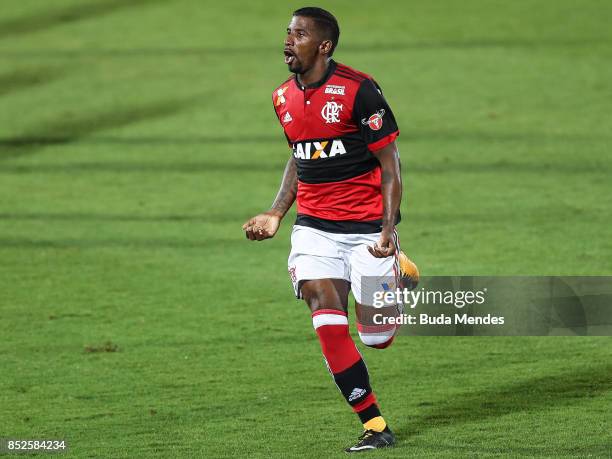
[312, 309, 379, 417]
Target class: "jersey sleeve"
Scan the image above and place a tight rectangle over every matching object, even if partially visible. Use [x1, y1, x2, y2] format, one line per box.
[271, 91, 282, 124]
[271, 91, 292, 148]
[353, 79, 399, 152]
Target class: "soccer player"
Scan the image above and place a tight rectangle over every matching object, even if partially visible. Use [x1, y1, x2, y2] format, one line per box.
[243, 7, 406, 452]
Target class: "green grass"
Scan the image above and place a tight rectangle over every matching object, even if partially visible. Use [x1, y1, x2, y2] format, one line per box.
[1, 0, 611, 457]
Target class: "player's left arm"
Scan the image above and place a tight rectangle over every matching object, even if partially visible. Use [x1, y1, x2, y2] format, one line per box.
[368, 142, 402, 258]
[353, 78, 402, 258]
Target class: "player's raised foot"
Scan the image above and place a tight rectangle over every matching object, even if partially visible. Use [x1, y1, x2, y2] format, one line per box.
[345, 428, 395, 453]
[398, 250, 419, 291]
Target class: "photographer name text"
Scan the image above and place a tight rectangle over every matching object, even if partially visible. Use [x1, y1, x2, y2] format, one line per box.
[373, 313, 505, 326]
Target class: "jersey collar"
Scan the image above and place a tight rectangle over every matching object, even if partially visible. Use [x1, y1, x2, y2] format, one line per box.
[295, 60, 337, 90]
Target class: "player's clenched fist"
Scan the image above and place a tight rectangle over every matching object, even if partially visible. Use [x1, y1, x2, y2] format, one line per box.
[367, 231, 396, 258]
[242, 211, 281, 241]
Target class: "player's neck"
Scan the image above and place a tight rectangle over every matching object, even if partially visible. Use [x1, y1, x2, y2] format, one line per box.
[297, 59, 331, 88]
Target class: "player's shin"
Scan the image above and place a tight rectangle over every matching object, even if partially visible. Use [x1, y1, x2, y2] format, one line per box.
[312, 309, 387, 432]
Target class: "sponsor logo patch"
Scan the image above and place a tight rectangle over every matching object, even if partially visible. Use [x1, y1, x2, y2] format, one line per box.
[321, 101, 343, 124]
[362, 109, 385, 131]
[324, 84, 345, 95]
[282, 111, 292, 124]
[275, 86, 288, 106]
[292, 139, 347, 160]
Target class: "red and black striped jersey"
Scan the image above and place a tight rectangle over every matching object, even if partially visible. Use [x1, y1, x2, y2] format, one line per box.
[272, 60, 400, 233]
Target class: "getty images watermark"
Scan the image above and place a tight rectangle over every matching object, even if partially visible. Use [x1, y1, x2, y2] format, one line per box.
[360, 276, 612, 336]
[371, 285, 500, 326]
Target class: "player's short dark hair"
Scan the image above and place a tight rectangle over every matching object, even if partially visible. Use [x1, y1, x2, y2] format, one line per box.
[293, 7, 340, 56]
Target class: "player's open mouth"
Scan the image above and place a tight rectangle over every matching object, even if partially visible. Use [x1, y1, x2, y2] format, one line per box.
[284, 49, 295, 64]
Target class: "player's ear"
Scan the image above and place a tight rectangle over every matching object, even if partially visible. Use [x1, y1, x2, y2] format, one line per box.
[319, 39, 333, 55]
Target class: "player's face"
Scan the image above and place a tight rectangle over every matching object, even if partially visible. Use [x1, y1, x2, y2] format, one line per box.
[284, 16, 322, 74]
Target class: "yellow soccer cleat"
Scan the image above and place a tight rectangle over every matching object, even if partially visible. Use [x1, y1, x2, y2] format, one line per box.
[398, 251, 419, 291]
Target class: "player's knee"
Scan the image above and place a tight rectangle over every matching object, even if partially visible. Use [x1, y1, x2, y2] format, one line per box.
[301, 279, 347, 313]
[304, 294, 325, 311]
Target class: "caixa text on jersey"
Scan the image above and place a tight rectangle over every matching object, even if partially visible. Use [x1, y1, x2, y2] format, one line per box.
[292, 139, 347, 160]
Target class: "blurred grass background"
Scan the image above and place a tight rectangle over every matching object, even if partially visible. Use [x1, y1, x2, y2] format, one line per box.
[1, 1, 610, 457]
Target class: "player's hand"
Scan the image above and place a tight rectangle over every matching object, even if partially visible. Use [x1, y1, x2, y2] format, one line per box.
[242, 211, 282, 241]
[368, 231, 396, 258]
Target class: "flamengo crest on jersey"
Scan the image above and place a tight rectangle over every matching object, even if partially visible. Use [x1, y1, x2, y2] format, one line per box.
[293, 139, 346, 159]
[321, 101, 343, 123]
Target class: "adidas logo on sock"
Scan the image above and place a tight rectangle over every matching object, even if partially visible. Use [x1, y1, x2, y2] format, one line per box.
[348, 387, 367, 402]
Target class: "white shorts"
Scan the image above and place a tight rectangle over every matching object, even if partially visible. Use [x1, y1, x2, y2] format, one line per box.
[287, 225, 401, 304]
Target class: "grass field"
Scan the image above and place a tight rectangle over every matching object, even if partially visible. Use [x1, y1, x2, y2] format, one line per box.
[1, 0, 611, 457]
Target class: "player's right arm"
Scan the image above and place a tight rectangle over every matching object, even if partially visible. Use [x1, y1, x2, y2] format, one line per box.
[243, 157, 297, 241]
